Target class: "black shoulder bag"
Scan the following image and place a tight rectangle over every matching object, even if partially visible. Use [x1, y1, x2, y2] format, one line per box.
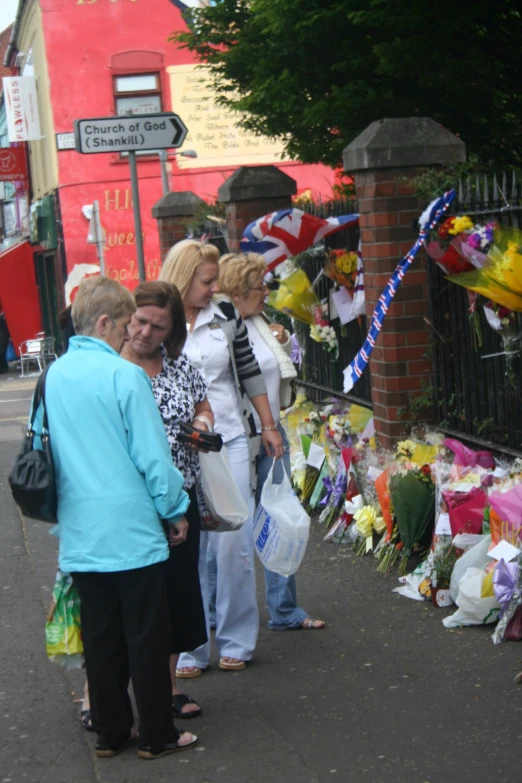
[9, 366, 57, 523]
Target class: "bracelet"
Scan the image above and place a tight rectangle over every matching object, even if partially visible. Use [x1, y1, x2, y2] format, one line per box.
[261, 426, 278, 432]
[193, 414, 213, 432]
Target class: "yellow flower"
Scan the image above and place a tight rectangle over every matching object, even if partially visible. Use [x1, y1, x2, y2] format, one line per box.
[448, 215, 473, 236]
[368, 437, 377, 449]
[335, 252, 358, 276]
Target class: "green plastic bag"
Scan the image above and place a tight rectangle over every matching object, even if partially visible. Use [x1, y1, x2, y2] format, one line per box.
[45, 571, 83, 669]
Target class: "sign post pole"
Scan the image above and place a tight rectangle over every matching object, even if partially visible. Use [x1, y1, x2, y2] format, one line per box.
[74, 112, 188, 283]
[92, 199, 105, 275]
[128, 151, 146, 282]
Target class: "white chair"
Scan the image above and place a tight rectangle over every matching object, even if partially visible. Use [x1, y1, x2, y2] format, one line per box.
[19, 336, 57, 377]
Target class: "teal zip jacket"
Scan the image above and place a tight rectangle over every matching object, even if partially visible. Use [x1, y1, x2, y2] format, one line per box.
[35, 336, 189, 573]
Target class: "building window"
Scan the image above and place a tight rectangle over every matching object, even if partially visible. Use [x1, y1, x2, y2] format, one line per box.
[114, 73, 162, 116]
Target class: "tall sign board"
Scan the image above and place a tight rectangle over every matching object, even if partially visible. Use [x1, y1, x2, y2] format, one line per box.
[74, 113, 188, 281]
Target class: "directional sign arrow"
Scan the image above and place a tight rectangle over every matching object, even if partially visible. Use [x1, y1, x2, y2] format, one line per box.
[74, 112, 188, 154]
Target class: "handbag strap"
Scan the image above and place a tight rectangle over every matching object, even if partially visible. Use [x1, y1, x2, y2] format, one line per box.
[29, 365, 52, 433]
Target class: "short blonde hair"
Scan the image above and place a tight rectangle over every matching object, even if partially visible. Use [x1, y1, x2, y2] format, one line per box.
[72, 276, 135, 335]
[219, 252, 266, 299]
[160, 239, 220, 298]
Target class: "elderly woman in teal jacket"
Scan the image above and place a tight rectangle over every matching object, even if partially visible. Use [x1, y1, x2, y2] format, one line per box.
[34, 276, 198, 762]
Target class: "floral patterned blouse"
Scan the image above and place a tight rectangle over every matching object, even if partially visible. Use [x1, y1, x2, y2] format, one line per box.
[150, 349, 207, 489]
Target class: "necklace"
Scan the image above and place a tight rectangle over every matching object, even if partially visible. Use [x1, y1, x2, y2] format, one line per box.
[186, 308, 198, 331]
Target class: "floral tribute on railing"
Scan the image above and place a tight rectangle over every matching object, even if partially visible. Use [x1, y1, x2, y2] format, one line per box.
[426, 218, 522, 383]
[283, 391, 522, 646]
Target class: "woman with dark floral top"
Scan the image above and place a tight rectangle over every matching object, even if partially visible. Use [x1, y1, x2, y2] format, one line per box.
[122, 280, 214, 721]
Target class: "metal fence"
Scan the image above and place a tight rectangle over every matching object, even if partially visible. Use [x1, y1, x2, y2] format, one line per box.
[293, 198, 372, 405]
[428, 171, 522, 454]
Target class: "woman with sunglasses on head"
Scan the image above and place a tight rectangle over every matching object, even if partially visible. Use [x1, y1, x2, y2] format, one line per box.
[160, 239, 284, 676]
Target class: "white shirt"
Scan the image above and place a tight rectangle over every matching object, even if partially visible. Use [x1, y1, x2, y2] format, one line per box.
[245, 319, 281, 432]
[184, 302, 244, 444]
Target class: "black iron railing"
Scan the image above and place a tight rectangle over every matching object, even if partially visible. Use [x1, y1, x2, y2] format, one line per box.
[294, 198, 371, 405]
[428, 171, 522, 452]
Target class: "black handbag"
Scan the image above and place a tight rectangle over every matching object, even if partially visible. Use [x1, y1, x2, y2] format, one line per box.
[9, 366, 57, 523]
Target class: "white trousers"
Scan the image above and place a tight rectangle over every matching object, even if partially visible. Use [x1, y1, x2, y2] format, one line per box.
[178, 434, 259, 666]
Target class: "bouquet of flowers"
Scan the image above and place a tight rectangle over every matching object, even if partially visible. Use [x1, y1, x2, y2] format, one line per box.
[298, 409, 328, 509]
[325, 249, 359, 292]
[267, 268, 320, 325]
[327, 414, 352, 447]
[309, 323, 339, 359]
[448, 226, 522, 312]
[426, 215, 477, 275]
[319, 452, 348, 530]
[309, 303, 339, 359]
[389, 463, 436, 575]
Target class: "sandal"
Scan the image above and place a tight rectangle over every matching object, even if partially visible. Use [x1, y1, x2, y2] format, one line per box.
[218, 657, 246, 671]
[95, 730, 138, 758]
[172, 693, 202, 719]
[300, 619, 326, 630]
[176, 666, 203, 679]
[138, 733, 198, 760]
[81, 709, 96, 732]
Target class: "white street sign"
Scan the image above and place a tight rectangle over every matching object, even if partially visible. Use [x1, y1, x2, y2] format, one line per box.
[74, 113, 188, 154]
[56, 132, 76, 150]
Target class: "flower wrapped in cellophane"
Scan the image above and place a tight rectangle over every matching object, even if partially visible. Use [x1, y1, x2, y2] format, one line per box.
[389, 463, 436, 575]
[352, 501, 386, 556]
[267, 268, 320, 324]
[319, 450, 349, 531]
[325, 248, 359, 292]
[448, 226, 522, 311]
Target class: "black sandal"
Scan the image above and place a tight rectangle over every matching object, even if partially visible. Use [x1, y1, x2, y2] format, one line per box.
[81, 709, 96, 732]
[172, 693, 202, 719]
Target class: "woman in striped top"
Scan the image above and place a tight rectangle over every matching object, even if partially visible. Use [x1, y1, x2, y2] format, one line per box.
[160, 240, 283, 675]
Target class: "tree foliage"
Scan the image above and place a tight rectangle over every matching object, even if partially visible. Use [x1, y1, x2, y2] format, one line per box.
[172, 0, 522, 168]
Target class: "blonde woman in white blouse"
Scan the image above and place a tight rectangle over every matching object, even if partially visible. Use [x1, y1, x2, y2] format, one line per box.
[218, 252, 326, 632]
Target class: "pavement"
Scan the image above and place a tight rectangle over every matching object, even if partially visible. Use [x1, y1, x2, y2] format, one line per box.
[0, 366, 521, 783]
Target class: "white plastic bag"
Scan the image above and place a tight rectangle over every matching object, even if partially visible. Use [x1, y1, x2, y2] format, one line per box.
[253, 459, 310, 576]
[449, 534, 491, 603]
[442, 567, 501, 628]
[197, 447, 249, 532]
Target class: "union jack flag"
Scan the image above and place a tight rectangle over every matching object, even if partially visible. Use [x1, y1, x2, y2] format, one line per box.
[240, 208, 360, 271]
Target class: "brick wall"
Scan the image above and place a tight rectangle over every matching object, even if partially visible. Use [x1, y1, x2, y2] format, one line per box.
[156, 216, 187, 262]
[353, 169, 433, 447]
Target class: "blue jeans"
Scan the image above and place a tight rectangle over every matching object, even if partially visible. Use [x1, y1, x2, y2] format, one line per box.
[179, 435, 259, 667]
[209, 424, 309, 630]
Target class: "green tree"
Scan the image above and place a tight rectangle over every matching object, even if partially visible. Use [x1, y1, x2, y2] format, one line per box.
[172, 0, 522, 168]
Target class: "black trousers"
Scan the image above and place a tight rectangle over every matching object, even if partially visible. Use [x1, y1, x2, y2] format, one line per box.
[72, 561, 178, 747]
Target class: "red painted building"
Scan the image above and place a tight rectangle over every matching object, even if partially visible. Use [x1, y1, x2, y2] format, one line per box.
[5, 0, 335, 337]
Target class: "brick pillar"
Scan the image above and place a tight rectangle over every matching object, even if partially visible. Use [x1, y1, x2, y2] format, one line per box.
[152, 191, 207, 262]
[343, 118, 466, 448]
[218, 166, 297, 251]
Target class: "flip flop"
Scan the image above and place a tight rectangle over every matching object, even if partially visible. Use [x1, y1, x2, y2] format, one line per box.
[176, 666, 204, 679]
[300, 619, 326, 630]
[172, 693, 202, 719]
[218, 657, 246, 671]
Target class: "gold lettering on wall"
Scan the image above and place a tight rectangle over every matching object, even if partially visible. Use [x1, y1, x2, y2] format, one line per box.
[104, 189, 132, 211]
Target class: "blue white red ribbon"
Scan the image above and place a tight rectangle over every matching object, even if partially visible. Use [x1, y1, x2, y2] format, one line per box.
[343, 190, 456, 393]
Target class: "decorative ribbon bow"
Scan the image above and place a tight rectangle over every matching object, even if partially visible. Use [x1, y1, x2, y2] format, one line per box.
[290, 333, 303, 368]
[353, 501, 386, 553]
